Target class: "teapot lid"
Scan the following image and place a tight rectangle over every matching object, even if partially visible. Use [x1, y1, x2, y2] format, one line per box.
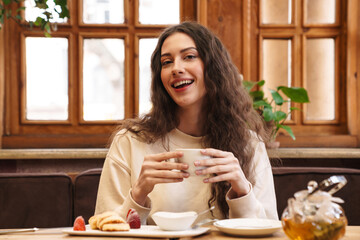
[297, 175, 347, 202]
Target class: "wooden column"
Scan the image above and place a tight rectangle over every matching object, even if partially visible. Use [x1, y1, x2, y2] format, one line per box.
[198, 0, 242, 72]
[347, 0, 359, 146]
[0, 26, 4, 148]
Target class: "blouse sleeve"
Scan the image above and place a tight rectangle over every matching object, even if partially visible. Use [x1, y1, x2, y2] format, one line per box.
[94, 132, 152, 224]
[226, 139, 279, 220]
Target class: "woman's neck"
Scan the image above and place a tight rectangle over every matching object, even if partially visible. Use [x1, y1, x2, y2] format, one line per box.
[176, 106, 204, 137]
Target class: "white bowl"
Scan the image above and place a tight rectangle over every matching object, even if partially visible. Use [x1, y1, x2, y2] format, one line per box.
[151, 211, 198, 231]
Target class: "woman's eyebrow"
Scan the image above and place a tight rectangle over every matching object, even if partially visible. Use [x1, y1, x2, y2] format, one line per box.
[160, 47, 197, 58]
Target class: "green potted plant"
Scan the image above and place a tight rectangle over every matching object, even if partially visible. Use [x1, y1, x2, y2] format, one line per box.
[0, 0, 69, 37]
[243, 79, 310, 147]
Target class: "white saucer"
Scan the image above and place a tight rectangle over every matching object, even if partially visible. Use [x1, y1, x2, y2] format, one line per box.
[214, 218, 282, 236]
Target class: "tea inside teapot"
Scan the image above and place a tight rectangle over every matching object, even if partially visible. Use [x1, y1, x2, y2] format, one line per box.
[281, 176, 347, 240]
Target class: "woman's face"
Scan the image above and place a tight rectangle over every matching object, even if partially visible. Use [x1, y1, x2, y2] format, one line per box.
[160, 32, 206, 110]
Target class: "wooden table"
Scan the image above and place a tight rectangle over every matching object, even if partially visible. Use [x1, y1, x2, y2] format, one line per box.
[0, 226, 359, 240]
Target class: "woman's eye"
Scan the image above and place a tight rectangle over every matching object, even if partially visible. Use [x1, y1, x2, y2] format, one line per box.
[161, 60, 172, 66]
[185, 55, 196, 60]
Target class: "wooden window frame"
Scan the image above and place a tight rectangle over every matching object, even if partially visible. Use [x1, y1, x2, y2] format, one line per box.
[255, 0, 357, 147]
[1, 0, 197, 148]
[1, 0, 359, 149]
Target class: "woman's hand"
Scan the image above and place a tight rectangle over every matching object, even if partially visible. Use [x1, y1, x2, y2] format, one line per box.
[194, 148, 251, 198]
[131, 151, 190, 206]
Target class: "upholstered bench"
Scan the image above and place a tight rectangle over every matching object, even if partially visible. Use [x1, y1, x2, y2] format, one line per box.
[73, 168, 102, 223]
[0, 173, 73, 228]
[2, 167, 359, 228]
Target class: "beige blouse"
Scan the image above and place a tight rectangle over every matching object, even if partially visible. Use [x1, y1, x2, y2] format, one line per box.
[95, 128, 278, 224]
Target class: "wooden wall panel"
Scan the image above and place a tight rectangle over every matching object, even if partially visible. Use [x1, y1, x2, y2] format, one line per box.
[205, 0, 242, 72]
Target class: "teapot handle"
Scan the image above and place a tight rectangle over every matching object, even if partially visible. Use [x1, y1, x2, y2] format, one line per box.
[306, 175, 347, 199]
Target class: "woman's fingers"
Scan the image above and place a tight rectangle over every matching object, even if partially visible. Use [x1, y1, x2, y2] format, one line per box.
[195, 149, 237, 168]
[145, 151, 183, 162]
[142, 168, 190, 180]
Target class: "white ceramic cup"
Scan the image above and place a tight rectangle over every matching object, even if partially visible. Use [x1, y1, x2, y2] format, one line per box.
[176, 148, 210, 176]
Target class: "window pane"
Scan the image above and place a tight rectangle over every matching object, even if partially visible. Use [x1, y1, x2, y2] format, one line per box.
[26, 37, 68, 120]
[139, 0, 179, 25]
[305, 0, 336, 24]
[25, 0, 68, 23]
[83, 38, 125, 121]
[83, 0, 124, 24]
[262, 39, 292, 117]
[139, 38, 158, 116]
[305, 38, 335, 121]
[261, 0, 292, 24]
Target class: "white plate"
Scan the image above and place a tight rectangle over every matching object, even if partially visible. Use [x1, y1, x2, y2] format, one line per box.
[214, 218, 282, 236]
[63, 225, 210, 238]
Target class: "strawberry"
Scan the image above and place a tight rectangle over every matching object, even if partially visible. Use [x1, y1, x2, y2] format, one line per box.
[73, 216, 86, 231]
[126, 208, 141, 229]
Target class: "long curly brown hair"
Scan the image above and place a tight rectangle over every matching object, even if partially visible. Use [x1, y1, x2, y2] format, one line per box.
[117, 22, 271, 218]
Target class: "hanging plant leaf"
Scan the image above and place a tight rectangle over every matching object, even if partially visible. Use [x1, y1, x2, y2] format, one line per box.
[0, 0, 69, 36]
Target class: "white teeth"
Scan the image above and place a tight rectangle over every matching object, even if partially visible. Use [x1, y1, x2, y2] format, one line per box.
[173, 80, 192, 88]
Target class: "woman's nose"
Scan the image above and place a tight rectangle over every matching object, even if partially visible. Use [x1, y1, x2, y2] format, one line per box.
[171, 59, 184, 75]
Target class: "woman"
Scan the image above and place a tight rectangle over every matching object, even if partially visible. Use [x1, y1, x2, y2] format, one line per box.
[95, 22, 278, 224]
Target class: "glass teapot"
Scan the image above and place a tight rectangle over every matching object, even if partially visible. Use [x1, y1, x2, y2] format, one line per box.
[281, 175, 348, 240]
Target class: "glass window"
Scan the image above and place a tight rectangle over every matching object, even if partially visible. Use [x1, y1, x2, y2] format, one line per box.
[25, 37, 68, 120]
[305, 38, 335, 121]
[83, 0, 124, 24]
[138, 38, 158, 116]
[305, 0, 336, 24]
[139, 0, 179, 25]
[261, 0, 292, 24]
[82, 38, 125, 121]
[25, 0, 68, 23]
[262, 39, 292, 117]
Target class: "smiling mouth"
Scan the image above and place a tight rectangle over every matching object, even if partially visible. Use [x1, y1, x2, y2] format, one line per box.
[172, 80, 194, 89]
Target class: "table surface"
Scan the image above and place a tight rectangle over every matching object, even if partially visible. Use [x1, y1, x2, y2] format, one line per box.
[0, 226, 359, 240]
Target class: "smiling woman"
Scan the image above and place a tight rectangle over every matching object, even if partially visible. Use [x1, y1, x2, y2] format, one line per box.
[160, 33, 206, 111]
[95, 22, 278, 229]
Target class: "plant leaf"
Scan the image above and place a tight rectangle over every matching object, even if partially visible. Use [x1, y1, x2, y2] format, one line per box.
[253, 100, 271, 109]
[270, 89, 284, 105]
[278, 124, 296, 140]
[16, 6, 26, 12]
[34, 16, 43, 26]
[243, 80, 257, 92]
[274, 111, 287, 122]
[243, 80, 265, 92]
[278, 86, 310, 103]
[263, 107, 275, 122]
[3, 0, 12, 5]
[250, 90, 264, 101]
[257, 80, 265, 87]
[35, 1, 48, 9]
[290, 107, 301, 111]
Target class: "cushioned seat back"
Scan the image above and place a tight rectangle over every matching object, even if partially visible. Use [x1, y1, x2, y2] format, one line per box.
[272, 167, 360, 225]
[74, 168, 102, 223]
[0, 173, 73, 228]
